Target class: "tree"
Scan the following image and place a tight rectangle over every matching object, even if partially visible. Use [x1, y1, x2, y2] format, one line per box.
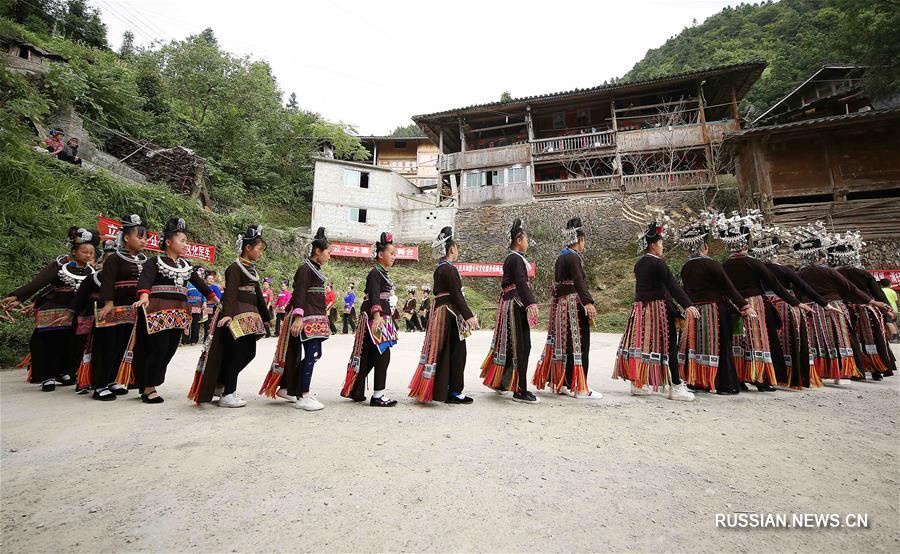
[500, 90, 512, 102]
[119, 30, 135, 57]
[389, 123, 423, 137]
[286, 92, 299, 111]
[63, 0, 107, 48]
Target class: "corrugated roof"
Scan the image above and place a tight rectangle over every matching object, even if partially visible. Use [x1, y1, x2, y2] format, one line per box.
[412, 60, 766, 122]
[751, 64, 866, 125]
[727, 105, 900, 139]
[357, 135, 429, 141]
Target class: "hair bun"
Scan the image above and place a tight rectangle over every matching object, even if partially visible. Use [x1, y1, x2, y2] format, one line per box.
[315, 226, 327, 240]
[381, 232, 394, 245]
[439, 226, 453, 238]
[164, 218, 186, 234]
[567, 217, 582, 229]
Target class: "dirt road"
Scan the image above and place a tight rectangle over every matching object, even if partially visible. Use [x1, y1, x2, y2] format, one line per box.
[2, 331, 898, 552]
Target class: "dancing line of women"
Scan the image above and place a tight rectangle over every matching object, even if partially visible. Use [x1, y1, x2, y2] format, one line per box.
[2, 210, 895, 409]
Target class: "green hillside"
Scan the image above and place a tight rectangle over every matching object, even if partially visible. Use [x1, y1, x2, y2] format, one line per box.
[625, 0, 899, 115]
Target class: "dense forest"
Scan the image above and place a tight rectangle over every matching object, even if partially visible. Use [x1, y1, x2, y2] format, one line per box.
[626, 0, 900, 116]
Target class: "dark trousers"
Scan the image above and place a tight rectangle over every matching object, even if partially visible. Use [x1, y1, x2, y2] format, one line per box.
[715, 305, 741, 392]
[342, 313, 356, 334]
[511, 304, 531, 393]
[29, 328, 76, 382]
[188, 311, 202, 344]
[298, 338, 324, 394]
[352, 333, 390, 397]
[220, 334, 256, 395]
[433, 317, 467, 402]
[274, 312, 286, 336]
[90, 323, 133, 389]
[133, 318, 182, 389]
[765, 304, 789, 385]
[667, 313, 682, 385]
[328, 309, 338, 334]
[564, 306, 591, 387]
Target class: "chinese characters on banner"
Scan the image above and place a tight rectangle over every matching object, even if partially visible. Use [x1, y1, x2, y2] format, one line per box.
[98, 217, 217, 264]
[868, 269, 900, 288]
[329, 242, 419, 261]
[456, 262, 537, 277]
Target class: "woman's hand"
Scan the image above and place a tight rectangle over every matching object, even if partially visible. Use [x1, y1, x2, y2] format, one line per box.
[466, 315, 479, 330]
[217, 316, 232, 328]
[290, 317, 303, 337]
[133, 294, 149, 309]
[0, 296, 19, 309]
[584, 303, 597, 320]
[98, 301, 114, 321]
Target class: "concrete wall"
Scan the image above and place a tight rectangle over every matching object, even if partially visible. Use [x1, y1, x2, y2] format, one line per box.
[311, 158, 455, 243]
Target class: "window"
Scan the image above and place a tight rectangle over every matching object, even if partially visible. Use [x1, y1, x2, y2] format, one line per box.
[490, 169, 505, 186]
[466, 171, 483, 188]
[350, 208, 368, 223]
[18, 47, 29, 60]
[553, 112, 566, 129]
[576, 109, 590, 126]
[394, 141, 407, 148]
[344, 169, 369, 188]
[419, 178, 438, 189]
[508, 166, 526, 183]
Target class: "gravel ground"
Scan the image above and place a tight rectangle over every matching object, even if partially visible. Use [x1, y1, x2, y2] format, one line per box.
[2, 330, 898, 553]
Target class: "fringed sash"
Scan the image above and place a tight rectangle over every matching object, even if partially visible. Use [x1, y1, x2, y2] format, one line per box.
[533, 293, 587, 394]
[678, 302, 719, 391]
[188, 305, 222, 404]
[409, 304, 451, 402]
[341, 312, 370, 397]
[731, 295, 776, 385]
[259, 312, 296, 398]
[849, 303, 889, 374]
[481, 290, 522, 392]
[613, 299, 670, 391]
[806, 301, 861, 379]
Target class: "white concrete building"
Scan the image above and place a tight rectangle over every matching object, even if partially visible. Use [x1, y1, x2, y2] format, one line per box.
[310, 157, 455, 243]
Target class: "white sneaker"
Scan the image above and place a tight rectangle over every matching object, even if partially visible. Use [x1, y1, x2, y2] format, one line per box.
[294, 395, 324, 411]
[668, 383, 695, 402]
[213, 385, 224, 398]
[233, 391, 245, 402]
[558, 386, 574, 397]
[275, 388, 295, 401]
[575, 388, 603, 400]
[218, 393, 247, 408]
[833, 379, 849, 385]
[630, 383, 651, 396]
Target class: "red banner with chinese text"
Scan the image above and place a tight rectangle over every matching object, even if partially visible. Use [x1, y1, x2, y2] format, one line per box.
[868, 269, 900, 288]
[98, 217, 217, 264]
[329, 242, 419, 261]
[456, 261, 537, 277]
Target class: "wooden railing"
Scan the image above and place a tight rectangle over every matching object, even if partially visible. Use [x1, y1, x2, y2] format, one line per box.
[438, 144, 531, 173]
[533, 175, 617, 196]
[621, 170, 710, 191]
[531, 130, 615, 157]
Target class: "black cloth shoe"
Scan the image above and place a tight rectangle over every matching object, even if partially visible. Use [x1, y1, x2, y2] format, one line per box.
[108, 384, 128, 395]
[342, 392, 366, 402]
[41, 379, 56, 392]
[370, 396, 397, 407]
[75, 385, 92, 395]
[92, 388, 116, 401]
[755, 384, 777, 392]
[850, 375, 866, 381]
[56, 374, 75, 386]
[716, 389, 739, 395]
[512, 391, 539, 404]
[883, 370, 894, 377]
[871, 372, 883, 381]
[739, 382, 749, 391]
[446, 395, 474, 404]
[141, 392, 164, 404]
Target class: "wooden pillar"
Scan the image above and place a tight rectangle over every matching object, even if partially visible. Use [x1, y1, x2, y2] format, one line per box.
[729, 87, 740, 126]
[438, 128, 444, 154]
[611, 98, 623, 183]
[372, 142, 378, 166]
[458, 118, 466, 153]
[698, 84, 713, 182]
[526, 105, 536, 197]
[525, 105, 535, 141]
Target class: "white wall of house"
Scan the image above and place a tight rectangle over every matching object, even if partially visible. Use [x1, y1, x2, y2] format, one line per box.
[311, 158, 456, 243]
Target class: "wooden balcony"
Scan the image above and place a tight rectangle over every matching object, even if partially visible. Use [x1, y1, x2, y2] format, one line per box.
[531, 130, 615, 158]
[621, 170, 710, 191]
[533, 175, 618, 197]
[617, 120, 738, 152]
[460, 181, 534, 206]
[438, 144, 530, 173]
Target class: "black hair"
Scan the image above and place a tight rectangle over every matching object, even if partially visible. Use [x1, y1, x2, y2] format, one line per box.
[311, 226, 329, 256]
[437, 226, 455, 255]
[68, 226, 100, 252]
[880, 278, 891, 287]
[163, 217, 187, 243]
[566, 217, 585, 239]
[241, 224, 266, 254]
[121, 214, 148, 241]
[374, 231, 393, 256]
[643, 222, 663, 248]
[509, 218, 525, 247]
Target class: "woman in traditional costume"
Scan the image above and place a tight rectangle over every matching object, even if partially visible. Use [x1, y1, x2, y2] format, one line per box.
[677, 217, 754, 395]
[829, 232, 895, 379]
[792, 224, 873, 385]
[2, 227, 98, 391]
[340, 231, 400, 407]
[80, 215, 149, 401]
[533, 217, 601, 399]
[409, 226, 478, 404]
[131, 218, 217, 404]
[260, 227, 332, 411]
[613, 218, 697, 401]
[481, 218, 540, 404]
[189, 225, 269, 408]
[751, 227, 832, 389]
[718, 212, 807, 392]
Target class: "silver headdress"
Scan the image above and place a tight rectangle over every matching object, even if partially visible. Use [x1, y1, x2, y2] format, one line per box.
[236, 224, 263, 254]
[432, 227, 454, 257]
[827, 230, 864, 268]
